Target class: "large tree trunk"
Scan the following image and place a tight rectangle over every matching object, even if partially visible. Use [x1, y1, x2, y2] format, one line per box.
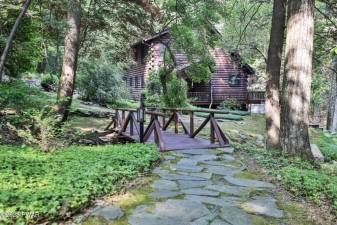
[56, 1, 81, 122]
[327, 56, 337, 132]
[0, 0, 32, 81]
[265, 0, 287, 149]
[280, 0, 314, 159]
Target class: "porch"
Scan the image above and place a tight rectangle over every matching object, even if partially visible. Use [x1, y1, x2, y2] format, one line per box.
[187, 91, 265, 105]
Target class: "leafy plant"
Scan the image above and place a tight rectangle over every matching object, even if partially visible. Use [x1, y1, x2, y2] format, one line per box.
[218, 98, 241, 110]
[0, 144, 159, 224]
[41, 74, 59, 92]
[77, 61, 129, 105]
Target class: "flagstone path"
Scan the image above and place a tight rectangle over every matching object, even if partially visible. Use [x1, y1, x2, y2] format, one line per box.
[85, 148, 288, 225]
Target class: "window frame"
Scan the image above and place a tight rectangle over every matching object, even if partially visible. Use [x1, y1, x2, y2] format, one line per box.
[228, 74, 241, 87]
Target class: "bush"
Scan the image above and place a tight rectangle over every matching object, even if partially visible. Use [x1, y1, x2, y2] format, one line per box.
[0, 144, 159, 224]
[0, 80, 52, 112]
[77, 61, 129, 105]
[163, 75, 189, 108]
[41, 74, 58, 92]
[315, 132, 337, 162]
[218, 98, 241, 110]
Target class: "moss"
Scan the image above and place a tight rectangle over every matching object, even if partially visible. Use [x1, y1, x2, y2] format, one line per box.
[109, 177, 157, 225]
[251, 215, 277, 225]
[278, 201, 316, 225]
[234, 171, 263, 180]
[83, 216, 110, 225]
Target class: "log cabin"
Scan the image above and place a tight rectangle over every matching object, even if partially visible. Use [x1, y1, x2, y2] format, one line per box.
[123, 30, 265, 107]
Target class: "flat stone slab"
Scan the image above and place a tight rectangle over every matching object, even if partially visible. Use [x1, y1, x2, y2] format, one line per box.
[181, 188, 220, 197]
[91, 205, 123, 220]
[178, 180, 213, 189]
[128, 199, 211, 225]
[177, 158, 199, 166]
[191, 213, 218, 225]
[224, 176, 275, 188]
[178, 149, 217, 155]
[205, 184, 250, 197]
[160, 173, 207, 181]
[201, 161, 228, 166]
[210, 219, 231, 225]
[151, 179, 178, 191]
[219, 206, 252, 225]
[164, 155, 176, 161]
[171, 164, 204, 173]
[222, 147, 235, 154]
[219, 155, 236, 161]
[150, 190, 181, 198]
[185, 172, 213, 179]
[185, 195, 241, 207]
[241, 196, 284, 218]
[190, 154, 218, 162]
[206, 165, 242, 176]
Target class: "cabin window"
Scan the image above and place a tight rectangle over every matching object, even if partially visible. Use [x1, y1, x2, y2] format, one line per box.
[129, 77, 133, 87]
[228, 74, 241, 87]
[135, 76, 139, 88]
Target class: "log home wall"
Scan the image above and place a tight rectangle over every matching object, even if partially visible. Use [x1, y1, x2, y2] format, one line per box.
[124, 33, 250, 105]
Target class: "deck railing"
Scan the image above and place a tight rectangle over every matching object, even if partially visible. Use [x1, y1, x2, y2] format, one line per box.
[106, 107, 230, 151]
[188, 91, 265, 104]
[247, 91, 265, 103]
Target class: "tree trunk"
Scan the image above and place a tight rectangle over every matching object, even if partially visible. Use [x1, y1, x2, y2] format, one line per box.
[281, 0, 314, 159]
[265, 0, 287, 149]
[56, 1, 81, 122]
[0, 0, 32, 81]
[327, 56, 337, 132]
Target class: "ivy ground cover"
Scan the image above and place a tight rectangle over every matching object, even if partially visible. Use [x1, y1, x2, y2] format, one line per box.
[0, 144, 159, 224]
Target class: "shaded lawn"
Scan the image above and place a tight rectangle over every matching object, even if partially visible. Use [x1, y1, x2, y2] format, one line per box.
[0, 144, 159, 224]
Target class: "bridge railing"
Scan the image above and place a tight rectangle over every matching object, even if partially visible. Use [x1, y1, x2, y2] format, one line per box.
[106, 108, 229, 151]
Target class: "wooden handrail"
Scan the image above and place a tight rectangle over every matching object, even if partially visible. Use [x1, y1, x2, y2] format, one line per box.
[110, 107, 230, 150]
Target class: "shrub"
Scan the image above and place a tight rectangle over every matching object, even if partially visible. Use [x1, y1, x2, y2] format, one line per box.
[0, 144, 159, 224]
[77, 61, 129, 105]
[315, 132, 337, 162]
[41, 74, 58, 92]
[163, 75, 189, 108]
[218, 98, 241, 110]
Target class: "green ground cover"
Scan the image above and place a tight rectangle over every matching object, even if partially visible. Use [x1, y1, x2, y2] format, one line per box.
[0, 144, 160, 224]
[240, 144, 337, 216]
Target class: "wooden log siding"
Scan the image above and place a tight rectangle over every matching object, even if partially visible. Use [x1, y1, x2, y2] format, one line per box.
[123, 32, 253, 104]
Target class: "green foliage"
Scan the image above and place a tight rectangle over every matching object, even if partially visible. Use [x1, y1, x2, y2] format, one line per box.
[41, 74, 59, 92]
[144, 69, 189, 108]
[314, 131, 337, 162]
[77, 61, 129, 105]
[243, 145, 337, 215]
[0, 144, 159, 224]
[0, 81, 52, 112]
[163, 75, 189, 108]
[218, 98, 241, 110]
[0, 3, 43, 76]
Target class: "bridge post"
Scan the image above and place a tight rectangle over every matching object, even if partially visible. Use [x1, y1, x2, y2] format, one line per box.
[130, 112, 134, 136]
[210, 112, 215, 143]
[189, 111, 194, 138]
[174, 110, 179, 134]
[114, 109, 119, 128]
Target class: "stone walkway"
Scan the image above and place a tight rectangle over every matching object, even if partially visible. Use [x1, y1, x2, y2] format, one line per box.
[86, 148, 287, 225]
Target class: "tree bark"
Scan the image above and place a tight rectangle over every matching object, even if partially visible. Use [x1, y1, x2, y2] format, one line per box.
[56, 1, 81, 122]
[281, 0, 314, 159]
[265, 0, 287, 149]
[0, 0, 32, 81]
[327, 56, 337, 132]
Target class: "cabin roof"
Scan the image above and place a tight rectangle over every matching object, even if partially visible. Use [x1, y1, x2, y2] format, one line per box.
[131, 30, 255, 76]
[131, 30, 169, 47]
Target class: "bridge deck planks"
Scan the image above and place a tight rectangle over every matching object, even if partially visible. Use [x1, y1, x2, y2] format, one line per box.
[122, 131, 228, 151]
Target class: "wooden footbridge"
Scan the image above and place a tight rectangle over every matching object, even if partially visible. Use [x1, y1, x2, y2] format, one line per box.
[106, 108, 230, 151]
